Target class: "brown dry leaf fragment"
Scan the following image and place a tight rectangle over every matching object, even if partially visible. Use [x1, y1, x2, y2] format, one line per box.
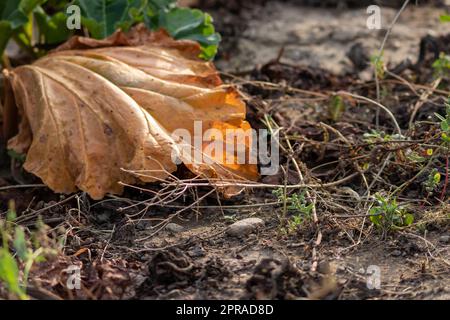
[3, 25, 259, 200]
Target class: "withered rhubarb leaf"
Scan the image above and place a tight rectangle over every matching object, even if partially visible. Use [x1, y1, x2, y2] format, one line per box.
[3, 25, 258, 200]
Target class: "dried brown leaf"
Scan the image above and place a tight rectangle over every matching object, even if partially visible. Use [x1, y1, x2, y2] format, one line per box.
[3, 26, 258, 199]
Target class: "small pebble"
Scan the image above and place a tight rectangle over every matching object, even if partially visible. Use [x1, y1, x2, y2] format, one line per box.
[165, 223, 184, 233]
[439, 235, 450, 244]
[227, 218, 265, 237]
[188, 245, 205, 258]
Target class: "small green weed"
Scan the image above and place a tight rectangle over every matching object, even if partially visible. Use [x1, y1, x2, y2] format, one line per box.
[273, 189, 313, 234]
[425, 168, 442, 195]
[369, 193, 414, 235]
[0, 201, 59, 300]
[432, 52, 450, 78]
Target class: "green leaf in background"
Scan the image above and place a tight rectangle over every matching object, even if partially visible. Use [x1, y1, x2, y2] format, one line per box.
[113, 0, 145, 32]
[156, 8, 221, 60]
[73, 0, 220, 59]
[1, 0, 221, 63]
[0, 1, 28, 29]
[158, 7, 205, 35]
[75, 0, 132, 39]
[34, 8, 73, 44]
[18, 0, 48, 16]
[0, 0, 48, 58]
[147, 0, 177, 12]
[119, 0, 176, 27]
[0, 21, 13, 58]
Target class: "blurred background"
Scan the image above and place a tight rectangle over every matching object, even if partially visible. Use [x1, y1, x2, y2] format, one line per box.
[180, 0, 450, 77]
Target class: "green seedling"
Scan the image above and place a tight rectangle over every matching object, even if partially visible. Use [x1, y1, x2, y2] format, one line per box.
[425, 168, 442, 194]
[369, 193, 414, 235]
[432, 52, 450, 78]
[273, 189, 313, 234]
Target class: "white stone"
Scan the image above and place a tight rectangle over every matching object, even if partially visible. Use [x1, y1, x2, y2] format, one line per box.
[166, 223, 184, 233]
[227, 218, 265, 237]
